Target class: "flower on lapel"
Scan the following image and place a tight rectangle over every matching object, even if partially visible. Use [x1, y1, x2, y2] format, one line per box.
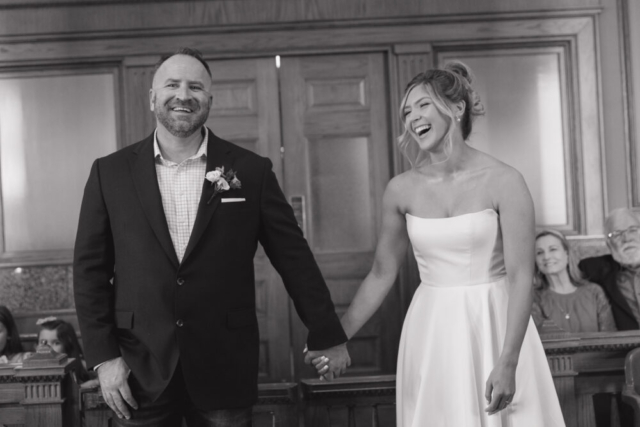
[205, 167, 241, 204]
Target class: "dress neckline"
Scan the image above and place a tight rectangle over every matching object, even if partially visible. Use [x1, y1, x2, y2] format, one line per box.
[405, 208, 497, 220]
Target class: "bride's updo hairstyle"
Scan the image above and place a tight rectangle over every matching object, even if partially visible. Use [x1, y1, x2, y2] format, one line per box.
[398, 61, 485, 167]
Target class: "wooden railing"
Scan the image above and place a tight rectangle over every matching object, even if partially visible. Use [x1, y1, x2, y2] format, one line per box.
[301, 375, 395, 427]
[541, 329, 640, 427]
[2, 331, 640, 427]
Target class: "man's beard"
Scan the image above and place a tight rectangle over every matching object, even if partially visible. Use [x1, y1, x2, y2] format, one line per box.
[611, 244, 640, 268]
[155, 99, 209, 138]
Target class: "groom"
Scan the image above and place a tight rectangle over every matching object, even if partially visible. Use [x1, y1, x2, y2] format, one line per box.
[73, 47, 349, 426]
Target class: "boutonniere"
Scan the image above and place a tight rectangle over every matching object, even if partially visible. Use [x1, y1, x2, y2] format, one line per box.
[205, 166, 241, 204]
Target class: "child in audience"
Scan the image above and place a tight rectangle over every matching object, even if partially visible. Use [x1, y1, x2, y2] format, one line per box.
[0, 305, 28, 364]
[36, 316, 98, 387]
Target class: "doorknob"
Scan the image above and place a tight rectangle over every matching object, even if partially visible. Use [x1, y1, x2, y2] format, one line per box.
[290, 195, 306, 237]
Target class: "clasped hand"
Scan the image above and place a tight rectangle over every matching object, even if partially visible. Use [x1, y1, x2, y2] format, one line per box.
[304, 342, 351, 381]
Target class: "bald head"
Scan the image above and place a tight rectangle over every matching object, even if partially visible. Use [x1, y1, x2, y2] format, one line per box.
[152, 54, 212, 90]
[149, 53, 213, 138]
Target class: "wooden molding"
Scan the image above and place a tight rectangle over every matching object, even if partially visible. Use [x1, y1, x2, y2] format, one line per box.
[618, 0, 639, 207]
[542, 330, 640, 355]
[0, 14, 601, 63]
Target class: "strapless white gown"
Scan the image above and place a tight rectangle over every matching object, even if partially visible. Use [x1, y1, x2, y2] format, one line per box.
[397, 209, 565, 426]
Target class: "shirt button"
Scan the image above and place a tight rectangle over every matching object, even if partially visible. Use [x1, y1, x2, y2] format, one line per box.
[176, 319, 184, 327]
[177, 278, 185, 286]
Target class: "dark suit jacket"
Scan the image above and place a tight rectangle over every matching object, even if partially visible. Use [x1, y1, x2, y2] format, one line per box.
[73, 129, 347, 409]
[579, 255, 639, 330]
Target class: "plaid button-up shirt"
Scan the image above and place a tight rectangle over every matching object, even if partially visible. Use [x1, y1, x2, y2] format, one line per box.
[154, 128, 208, 263]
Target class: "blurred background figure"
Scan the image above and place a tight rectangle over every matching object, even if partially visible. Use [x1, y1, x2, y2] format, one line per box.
[532, 229, 616, 333]
[580, 208, 640, 331]
[0, 305, 28, 364]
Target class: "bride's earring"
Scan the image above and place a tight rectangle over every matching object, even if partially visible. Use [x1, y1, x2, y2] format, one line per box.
[456, 115, 461, 122]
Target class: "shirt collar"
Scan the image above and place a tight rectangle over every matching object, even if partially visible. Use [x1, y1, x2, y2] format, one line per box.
[153, 127, 208, 161]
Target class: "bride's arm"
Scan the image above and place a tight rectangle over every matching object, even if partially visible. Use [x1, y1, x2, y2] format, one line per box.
[485, 167, 535, 414]
[340, 177, 410, 339]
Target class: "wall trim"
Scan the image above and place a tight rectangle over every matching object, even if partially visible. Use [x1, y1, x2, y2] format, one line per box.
[0, 8, 602, 43]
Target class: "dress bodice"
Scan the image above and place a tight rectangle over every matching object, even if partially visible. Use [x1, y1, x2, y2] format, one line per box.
[406, 209, 506, 287]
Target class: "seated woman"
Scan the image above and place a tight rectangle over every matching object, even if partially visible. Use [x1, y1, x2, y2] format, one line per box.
[532, 229, 617, 333]
[0, 305, 30, 364]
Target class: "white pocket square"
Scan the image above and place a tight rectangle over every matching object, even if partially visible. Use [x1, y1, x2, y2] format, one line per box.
[221, 198, 246, 203]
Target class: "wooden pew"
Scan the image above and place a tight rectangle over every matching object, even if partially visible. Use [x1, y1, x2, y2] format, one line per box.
[542, 330, 640, 427]
[0, 347, 81, 427]
[622, 347, 640, 427]
[301, 375, 396, 427]
[298, 332, 640, 427]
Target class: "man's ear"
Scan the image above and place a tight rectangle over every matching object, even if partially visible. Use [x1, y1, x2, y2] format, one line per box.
[149, 88, 155, 112]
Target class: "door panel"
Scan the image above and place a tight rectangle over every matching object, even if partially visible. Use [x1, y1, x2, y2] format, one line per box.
[280, 53, 400, 378]
[205, 57, 291, 382]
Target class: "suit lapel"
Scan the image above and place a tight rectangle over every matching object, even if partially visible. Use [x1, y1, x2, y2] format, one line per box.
[181, 131, 234, 265]
[129, 135, 180, 268]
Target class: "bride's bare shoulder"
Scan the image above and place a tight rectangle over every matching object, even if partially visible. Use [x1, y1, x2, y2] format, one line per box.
[473, 151, 524, 183]
[383, 170, 421, 212]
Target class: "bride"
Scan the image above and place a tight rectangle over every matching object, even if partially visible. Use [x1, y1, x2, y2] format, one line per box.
[306, 61, 566, 426]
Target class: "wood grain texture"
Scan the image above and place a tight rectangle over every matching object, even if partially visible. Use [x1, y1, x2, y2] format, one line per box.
[393, 46, 432, 319]
[0, 15, 599, 64]
[0, 0, 601, 38]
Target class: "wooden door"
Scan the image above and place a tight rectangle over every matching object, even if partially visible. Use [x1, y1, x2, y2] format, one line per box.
[204, 57, 292, 382]
[280, 53, 402, 379]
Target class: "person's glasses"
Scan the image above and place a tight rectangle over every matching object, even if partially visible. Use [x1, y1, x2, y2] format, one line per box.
[607, 226, 640, 243]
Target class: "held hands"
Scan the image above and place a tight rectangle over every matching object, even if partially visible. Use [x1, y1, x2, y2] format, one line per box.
[485, 359, 517, 415]
[304, 342, 351, 381]
[96, 357, 138, 420]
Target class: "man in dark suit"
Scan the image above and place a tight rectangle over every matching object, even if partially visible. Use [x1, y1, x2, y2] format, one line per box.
[579, 208, 640, 330]
[73, 47, 349, 427]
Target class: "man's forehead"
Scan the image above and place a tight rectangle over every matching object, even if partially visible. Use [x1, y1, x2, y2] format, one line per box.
[153, 55, 210, 85]
[607, 209, 640, 231]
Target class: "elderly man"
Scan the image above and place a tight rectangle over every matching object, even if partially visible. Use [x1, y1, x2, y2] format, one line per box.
[579, 208, 640, 330]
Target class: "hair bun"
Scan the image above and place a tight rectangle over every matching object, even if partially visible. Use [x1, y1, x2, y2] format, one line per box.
[444, 60, 473, 85]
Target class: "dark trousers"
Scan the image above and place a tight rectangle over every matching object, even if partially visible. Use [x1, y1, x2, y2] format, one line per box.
[112, 363, 253, 427]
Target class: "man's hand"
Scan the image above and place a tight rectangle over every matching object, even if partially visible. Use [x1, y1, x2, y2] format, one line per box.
[96, 357, 138, 419]
[304, 343, 350, 380]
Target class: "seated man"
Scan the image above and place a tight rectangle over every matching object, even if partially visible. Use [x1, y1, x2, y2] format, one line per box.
[579, 208, 640, 330]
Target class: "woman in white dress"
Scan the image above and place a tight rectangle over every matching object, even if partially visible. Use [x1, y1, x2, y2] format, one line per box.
[309, 62, 566, 426]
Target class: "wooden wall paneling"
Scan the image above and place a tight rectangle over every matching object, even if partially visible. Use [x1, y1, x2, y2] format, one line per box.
[392, 43, 433, 317]
[0, 1, 602, 39]
[575, 15, 606, 234]
[0, 14, 603, 64]
[123, 56, 159, 146]
[620, 0, 640, 208]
